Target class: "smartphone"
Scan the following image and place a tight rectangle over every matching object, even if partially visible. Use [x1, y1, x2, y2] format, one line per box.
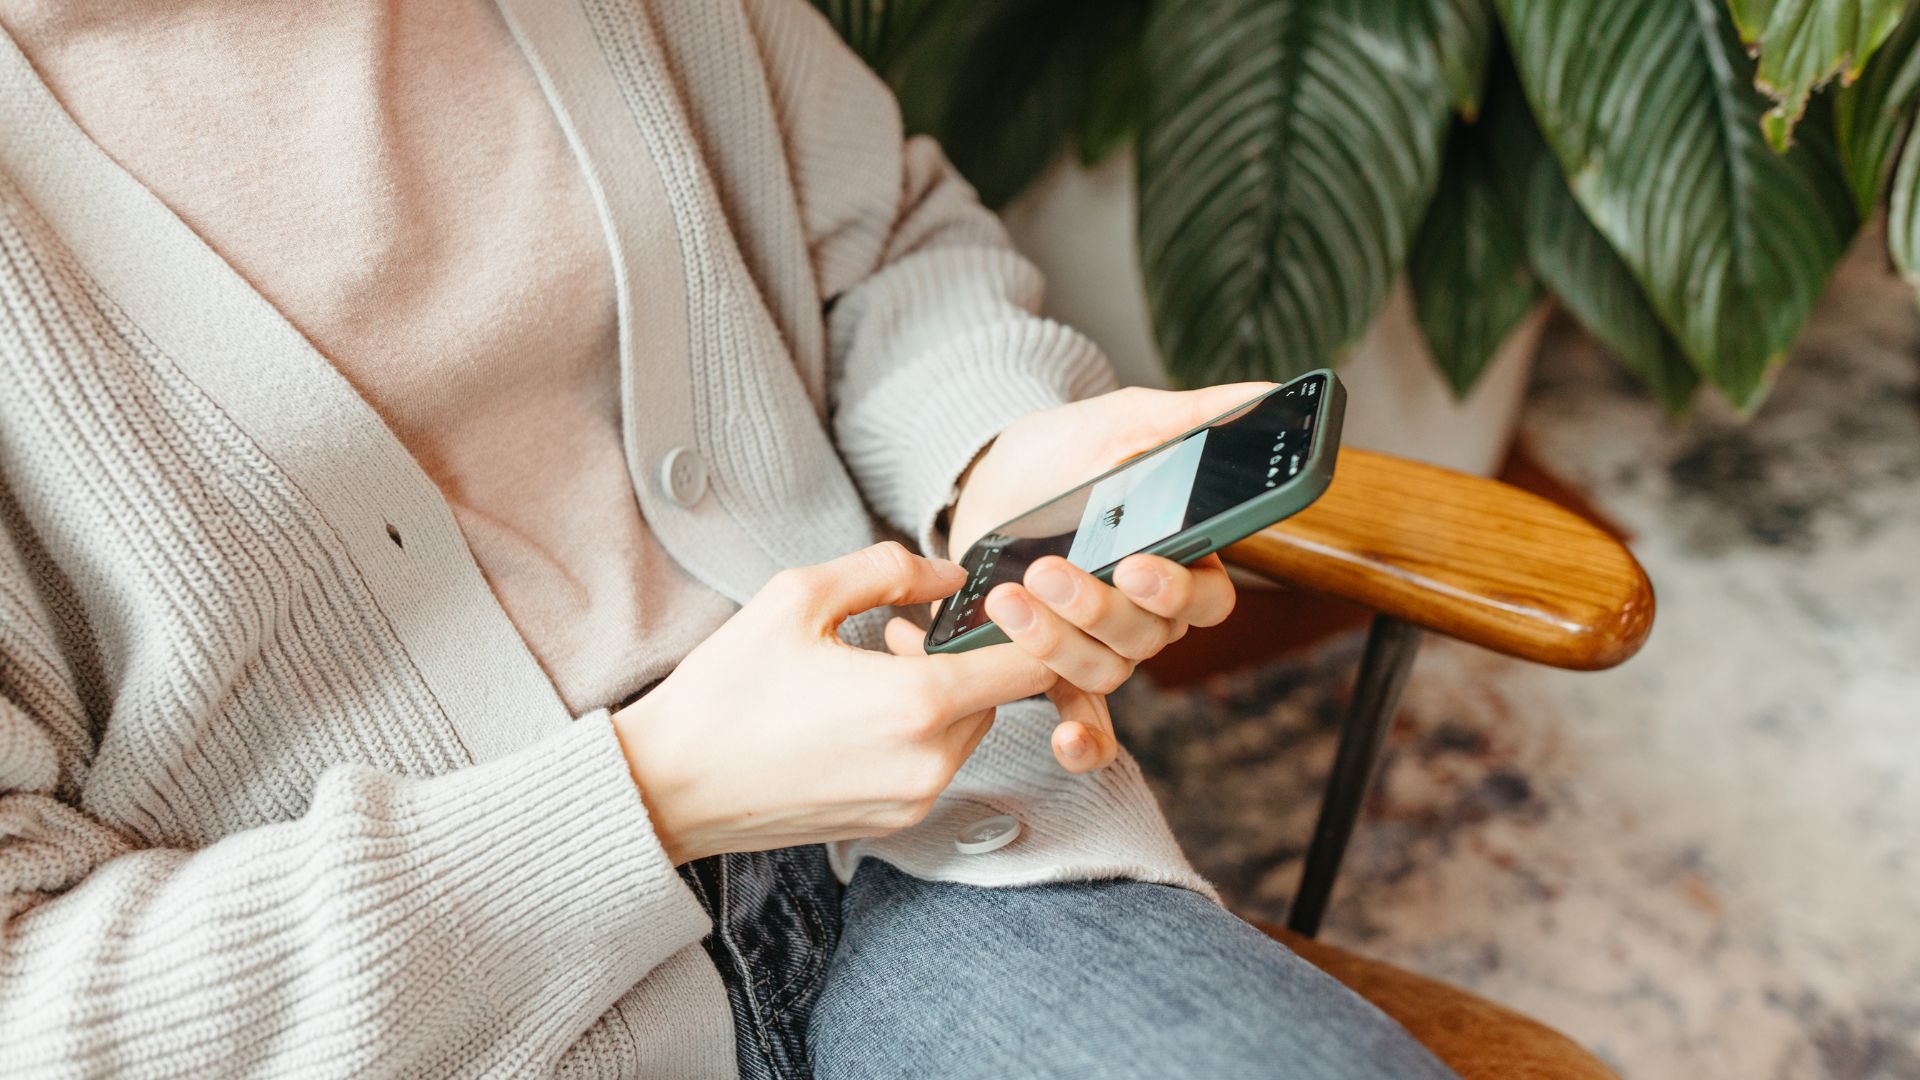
[926, 369, 1346, 654]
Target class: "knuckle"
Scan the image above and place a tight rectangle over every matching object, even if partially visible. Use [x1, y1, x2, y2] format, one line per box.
[763, 566, 815, 606]
[879, 793, 938, 831]
[1088, 659, 1133, 695]
[1022, 622, 1063, 658]
[1120, 623, 1171, 661]
[896, 746, 960, 802]
[1072, 581, 1115, 624]
[899, 708, 944, 741]
[865, 540, 917, 579]
[861, 541, 920, 604]
[896, 678, 950, 735]
[1193, 596, 1231, 627]
[1157, 571, 1195, 610]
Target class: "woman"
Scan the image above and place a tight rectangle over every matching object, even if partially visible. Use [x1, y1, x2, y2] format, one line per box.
[0, 0, 1457, 1076]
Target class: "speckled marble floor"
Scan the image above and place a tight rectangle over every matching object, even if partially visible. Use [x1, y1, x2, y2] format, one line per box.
[1118, 248, 1920, 1080]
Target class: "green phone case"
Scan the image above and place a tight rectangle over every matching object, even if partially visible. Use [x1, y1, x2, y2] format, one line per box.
[926, 369, 1347, 655]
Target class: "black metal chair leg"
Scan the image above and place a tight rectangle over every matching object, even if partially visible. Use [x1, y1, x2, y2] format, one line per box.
[1286, 615, 1424, 938]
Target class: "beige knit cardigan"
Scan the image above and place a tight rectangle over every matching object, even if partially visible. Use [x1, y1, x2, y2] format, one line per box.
[0, 1, 1208, 1076]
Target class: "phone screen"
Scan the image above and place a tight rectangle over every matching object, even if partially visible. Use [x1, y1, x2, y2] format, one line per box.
[928, 373, 1331, 647]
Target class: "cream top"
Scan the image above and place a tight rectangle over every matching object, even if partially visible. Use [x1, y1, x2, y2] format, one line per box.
[1, 0, 736, 713]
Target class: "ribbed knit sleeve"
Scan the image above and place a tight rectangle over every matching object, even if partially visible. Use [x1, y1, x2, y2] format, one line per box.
[0, 519, 710, 1078]
[746, 0, 1119, 556]
[737, 0, 1209, 908]
[829, 231, 1119, 557]
[0, 699, 710, 1077]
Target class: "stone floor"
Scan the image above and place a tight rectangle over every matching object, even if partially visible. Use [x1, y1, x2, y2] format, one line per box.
[1118, 251, 1920, 1080]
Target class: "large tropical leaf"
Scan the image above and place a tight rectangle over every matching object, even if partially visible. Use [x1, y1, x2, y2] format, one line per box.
[1835, 2, 1920, 213]
[1741, 0, 1907, 149]
[1076, 5, 1149, 166]
[1138, 0, 1455, 385]
[810, 0, 939, 69]
[1891, 118, 1920, 293]
[882, 0, 976, 138]
[1480, 67, 1701, 411]
[1408, 130, 1541, 396]
[926, 0, 1149, 208]
[1500, 0, 1857, 409]
[1429, 0, 1498, 118]
[1729, 0, 1780, 39]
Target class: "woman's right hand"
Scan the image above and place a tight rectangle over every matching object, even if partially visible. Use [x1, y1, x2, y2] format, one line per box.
[611, 542, 1058, 865]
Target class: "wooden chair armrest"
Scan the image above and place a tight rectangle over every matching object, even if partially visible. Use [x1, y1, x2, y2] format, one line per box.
[1222, 449, 1653, 670]
[1255, 923, 1621, 1080]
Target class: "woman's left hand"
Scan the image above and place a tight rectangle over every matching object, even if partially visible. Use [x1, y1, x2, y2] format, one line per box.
[930, 383, 1272, 774]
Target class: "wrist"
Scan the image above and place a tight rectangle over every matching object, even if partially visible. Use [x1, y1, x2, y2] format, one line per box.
[942, 437, 999, 558]
[612, 697, 702, 865]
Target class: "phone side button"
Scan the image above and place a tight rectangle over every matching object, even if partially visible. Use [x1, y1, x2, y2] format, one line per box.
[1162, 537, 1211, 563]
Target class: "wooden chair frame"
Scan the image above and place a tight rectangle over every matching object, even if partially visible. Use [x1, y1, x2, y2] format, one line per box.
[1220, 448, 1654, 938]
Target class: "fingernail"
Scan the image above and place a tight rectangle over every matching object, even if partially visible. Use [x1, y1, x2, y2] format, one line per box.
[932, 559, 966, 579]
[1061, 730, 1089, 760]
[1029, 563, 1075, 605]
[1115, 560, 1163, 599]
[993, 592, 1036, 632]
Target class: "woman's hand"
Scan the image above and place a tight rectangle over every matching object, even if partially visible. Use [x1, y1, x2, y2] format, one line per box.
[612, 542, 1056, 865]
[944, 384, 1271, 773]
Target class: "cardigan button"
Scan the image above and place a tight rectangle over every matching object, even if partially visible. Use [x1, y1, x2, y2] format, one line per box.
[660, 447, 708, 508]
[953, 814, 1021, 855]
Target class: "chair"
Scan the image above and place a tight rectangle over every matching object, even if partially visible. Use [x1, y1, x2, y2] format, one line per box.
[1214, 448, 1653, 1080]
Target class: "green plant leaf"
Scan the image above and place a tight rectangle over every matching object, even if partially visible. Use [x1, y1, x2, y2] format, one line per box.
[1076, 5, 1148, 166]
[1137, 0, 1455, 386]
[1747, 0, 1906, 149]
[1835, 2, 1920, 213]
[811, 0, 940, 69]
[932, 0, 1148, 208]
[1408, 131, 1541, 397]
[1891, 116, 1920, 294]
[1480, 67, 1701, 412]
[1429, 0, 1497, 118]
[1730, 0, 1779, 41]
[1500, 0, 1857, 409]
[883, 1, 975, 138]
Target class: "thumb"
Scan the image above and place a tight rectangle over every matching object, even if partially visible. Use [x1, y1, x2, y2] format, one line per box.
[1160, 381, 1277, 428]
[775, 541, 966, 632]
[1102, 382, 1276, 458]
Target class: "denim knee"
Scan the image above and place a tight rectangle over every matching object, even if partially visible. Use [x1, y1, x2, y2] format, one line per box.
[809, 860, 1456, 1080]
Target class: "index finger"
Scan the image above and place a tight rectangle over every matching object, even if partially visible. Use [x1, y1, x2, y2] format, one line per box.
[923, 642, 1058, 718]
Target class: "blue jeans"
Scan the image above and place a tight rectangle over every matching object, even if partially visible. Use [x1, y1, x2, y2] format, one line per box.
[682, 848, 1457, 1079]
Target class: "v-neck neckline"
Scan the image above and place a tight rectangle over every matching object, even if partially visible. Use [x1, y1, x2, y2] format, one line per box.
[0, 3, 628, 459]
[0, 10, 593, 758]
[0, 0, 796, 731]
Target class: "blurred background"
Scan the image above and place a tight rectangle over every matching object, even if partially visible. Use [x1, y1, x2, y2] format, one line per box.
[817, 2, 1920, 1077]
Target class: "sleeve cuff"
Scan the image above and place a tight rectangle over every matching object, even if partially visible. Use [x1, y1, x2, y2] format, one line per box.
[836, 317, 1118, 556]
[384, 712, 711, 1043]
